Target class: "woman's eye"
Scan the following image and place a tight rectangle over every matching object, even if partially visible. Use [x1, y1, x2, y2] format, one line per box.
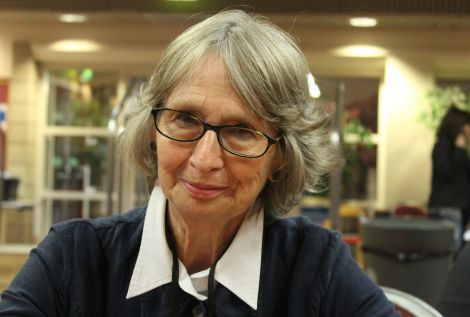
[228, 127, 257, 140]
[175, 114, 198, 126]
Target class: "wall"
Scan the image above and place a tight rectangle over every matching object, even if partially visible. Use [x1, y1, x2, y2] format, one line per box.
[0, 36, 12, 78]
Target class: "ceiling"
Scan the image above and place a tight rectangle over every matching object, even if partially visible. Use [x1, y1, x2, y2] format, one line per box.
[2, 0, 470, 76]
[2, 9, 470, 30]
[1, 0, 470, 15]
[1, 0, 470, 30]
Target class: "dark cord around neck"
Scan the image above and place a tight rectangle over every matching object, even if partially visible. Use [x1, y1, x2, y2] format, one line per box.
[166, 211, 222, 317]
[165, 209, 232, 317]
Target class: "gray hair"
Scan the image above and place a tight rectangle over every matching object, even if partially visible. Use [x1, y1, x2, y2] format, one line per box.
[120, 9, 340, 216]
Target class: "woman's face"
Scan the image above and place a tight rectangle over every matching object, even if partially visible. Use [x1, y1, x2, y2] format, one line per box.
[155, 58, 279, 223]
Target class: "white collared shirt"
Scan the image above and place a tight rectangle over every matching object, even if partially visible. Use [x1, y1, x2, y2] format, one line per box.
[126, 186, 264, 310]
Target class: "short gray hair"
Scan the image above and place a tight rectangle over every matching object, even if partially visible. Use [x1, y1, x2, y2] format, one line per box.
[120, 9, 340, 216]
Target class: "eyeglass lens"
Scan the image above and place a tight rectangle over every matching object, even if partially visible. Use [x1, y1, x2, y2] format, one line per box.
[155, 109, 270, 157]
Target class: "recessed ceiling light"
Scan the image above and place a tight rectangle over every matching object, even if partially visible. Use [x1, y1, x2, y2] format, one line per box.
[49, 40, 101, 52]
[349, 17, 377, 28]
[59, 14, 87, 23]
[333, 45, 387, 58]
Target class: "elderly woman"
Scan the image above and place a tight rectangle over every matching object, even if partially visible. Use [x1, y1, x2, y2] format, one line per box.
[0, 10, 398, 317]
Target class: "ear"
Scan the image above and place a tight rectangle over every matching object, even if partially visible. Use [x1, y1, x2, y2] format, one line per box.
[269, 167, 282, 182]
[268, 150, 283, 182]
[150, 141, 156, 153]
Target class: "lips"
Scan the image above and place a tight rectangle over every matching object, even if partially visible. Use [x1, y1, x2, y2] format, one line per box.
[181, 180, 228, 199]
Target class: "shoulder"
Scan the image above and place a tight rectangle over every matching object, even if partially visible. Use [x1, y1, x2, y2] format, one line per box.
[265, 215, 342, 254]
[49, 205, 147, 251]
[263, 216, 345, 281]
[52, 205, 146, 232]
[265, 217, 396, 316]
[262, 217, 360, 312]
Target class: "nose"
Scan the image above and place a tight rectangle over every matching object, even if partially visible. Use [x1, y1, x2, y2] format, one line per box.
[188, 130, 224, 171]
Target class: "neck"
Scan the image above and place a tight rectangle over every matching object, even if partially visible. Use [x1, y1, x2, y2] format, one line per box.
[167, 207, 245, 274]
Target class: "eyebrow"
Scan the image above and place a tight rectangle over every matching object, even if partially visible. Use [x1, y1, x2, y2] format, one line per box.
[165, 102, 265, 130]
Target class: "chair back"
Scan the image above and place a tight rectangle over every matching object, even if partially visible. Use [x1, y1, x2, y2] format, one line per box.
[394, 204, 426, 218]
[363, 218, 454, 305]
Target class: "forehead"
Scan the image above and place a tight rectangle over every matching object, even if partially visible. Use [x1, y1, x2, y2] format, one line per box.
[169, 59, 238, 103]
[165, 58, 267, 126]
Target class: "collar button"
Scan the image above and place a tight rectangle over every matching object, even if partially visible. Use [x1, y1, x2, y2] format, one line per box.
[192, 303, 207, 317]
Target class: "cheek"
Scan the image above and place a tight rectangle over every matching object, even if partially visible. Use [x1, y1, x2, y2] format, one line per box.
[232, 158, 273, 192]
[156, 139, 189, 181]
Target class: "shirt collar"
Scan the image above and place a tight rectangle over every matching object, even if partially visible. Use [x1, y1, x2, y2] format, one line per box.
[126, 186, 264, 310]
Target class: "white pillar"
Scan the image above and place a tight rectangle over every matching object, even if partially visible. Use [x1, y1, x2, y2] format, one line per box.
[377, 53, 435, 211]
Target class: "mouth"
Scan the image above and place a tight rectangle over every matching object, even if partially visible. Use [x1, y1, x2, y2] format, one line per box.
[181, 180, 228, 199]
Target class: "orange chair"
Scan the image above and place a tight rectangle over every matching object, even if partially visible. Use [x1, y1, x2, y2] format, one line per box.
[339, 204, 365, 233]
[339, 204, 365, 266]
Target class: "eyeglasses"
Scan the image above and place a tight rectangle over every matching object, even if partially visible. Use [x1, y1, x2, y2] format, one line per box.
[151, 108, 281, 158]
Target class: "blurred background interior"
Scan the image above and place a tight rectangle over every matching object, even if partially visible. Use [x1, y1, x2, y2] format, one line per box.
[1, 0, 470, 314]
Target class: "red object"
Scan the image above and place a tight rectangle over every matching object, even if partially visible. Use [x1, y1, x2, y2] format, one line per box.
[0, 80, 8, 103]
[394, 306, 415, 317]
[395, 205, 426, 217]
[342, 234, 362, 245]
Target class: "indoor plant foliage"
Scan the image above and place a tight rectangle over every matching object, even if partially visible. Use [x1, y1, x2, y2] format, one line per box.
[420, 86, 470, 131]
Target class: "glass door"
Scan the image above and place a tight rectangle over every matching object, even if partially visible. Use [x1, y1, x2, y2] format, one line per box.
[37, 69, 117, 236]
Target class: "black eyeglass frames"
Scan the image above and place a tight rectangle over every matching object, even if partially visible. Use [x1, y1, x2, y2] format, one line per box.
[151, 107, 281, 158]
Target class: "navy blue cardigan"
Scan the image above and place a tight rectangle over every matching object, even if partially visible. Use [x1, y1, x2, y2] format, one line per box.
[0, 206, 399, 316]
